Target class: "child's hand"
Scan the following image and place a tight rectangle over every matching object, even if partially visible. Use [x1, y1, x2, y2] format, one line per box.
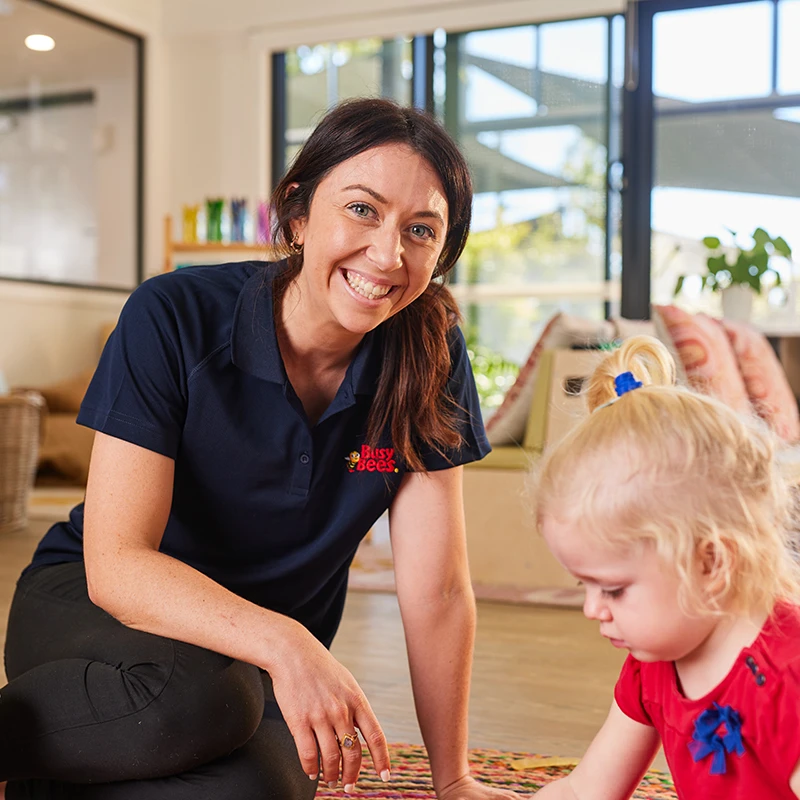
[438, 775, 531, 799]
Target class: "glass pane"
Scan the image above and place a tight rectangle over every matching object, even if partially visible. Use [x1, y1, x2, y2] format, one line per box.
[653, 3, 772, 104]
[0, 0, 140, 288]
[457, 297, 609, 417]
[652, 106, 800, 319]
[778, 0, 800, 94]
[450, 19, 611, 393]
[285, 38, 412, 159]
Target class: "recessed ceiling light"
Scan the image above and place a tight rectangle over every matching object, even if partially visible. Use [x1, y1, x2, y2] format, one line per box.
[25, 34, 55, 52]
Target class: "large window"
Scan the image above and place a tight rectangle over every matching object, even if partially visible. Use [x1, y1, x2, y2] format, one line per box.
[624, 0, 800, 321]
[442, 19, 624, 379]
[0, 0, 142, 289]
[275, 19, 623, 413]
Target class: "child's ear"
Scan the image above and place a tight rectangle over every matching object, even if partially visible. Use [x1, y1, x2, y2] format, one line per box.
[699, 539, 736, 604]
[700, 541, 716, 575]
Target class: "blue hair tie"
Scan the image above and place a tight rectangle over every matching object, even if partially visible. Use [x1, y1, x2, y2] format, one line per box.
[614, 371, 643, 397]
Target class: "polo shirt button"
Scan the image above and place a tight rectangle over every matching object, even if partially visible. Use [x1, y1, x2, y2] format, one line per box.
[299, 452, 310, 465]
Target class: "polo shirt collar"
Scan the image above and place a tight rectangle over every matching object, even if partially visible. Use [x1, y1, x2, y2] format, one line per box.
[231, 263, 381, 396]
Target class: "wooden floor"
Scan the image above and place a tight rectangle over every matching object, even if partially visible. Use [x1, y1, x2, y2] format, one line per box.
[0, 517, 667, 771]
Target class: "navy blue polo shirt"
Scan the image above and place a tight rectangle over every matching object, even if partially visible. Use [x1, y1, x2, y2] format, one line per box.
[28, 261, 490, 646]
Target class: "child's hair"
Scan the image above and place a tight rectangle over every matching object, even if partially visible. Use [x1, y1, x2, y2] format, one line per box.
[531, 334, 800, 617]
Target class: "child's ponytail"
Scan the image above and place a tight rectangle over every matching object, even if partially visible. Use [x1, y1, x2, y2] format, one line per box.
[585, 336, 677, 412]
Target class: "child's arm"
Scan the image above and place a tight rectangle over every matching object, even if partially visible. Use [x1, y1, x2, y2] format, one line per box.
[789, 762, 800, 796]
[534, 700, 661, 799]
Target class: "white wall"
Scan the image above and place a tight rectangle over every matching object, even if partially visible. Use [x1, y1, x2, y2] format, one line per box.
[0, 281, 126, 386]
[0, 0, 166, 389]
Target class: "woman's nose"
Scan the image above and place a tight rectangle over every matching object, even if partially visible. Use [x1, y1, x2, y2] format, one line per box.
[368, 227, 402, 272]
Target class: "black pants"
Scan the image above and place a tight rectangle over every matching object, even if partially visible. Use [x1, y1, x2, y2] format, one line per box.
[1, 562, 318, 800]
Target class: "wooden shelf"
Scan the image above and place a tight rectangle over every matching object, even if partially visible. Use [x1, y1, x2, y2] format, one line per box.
[163, 214, 280, 272]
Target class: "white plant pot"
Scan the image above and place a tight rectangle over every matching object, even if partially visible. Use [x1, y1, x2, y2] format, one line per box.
[721, 284, 754, 322]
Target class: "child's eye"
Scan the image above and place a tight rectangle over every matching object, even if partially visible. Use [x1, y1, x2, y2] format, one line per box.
[601, 587, 626, 600]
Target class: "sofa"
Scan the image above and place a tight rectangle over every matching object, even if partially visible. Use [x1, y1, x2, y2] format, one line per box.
[26, 321, 117, 486]
[462, 304, 800, 594]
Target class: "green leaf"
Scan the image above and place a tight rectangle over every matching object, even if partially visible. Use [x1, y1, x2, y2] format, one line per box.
[730, 253, 751, 283]
[702, 236, 721, 249]
[674, 275, 685, 296]
[750, 251, 768, 273]
[773, 236, 792, 258]
[752, 227, 770, 247]
[707, 254, 727, 273]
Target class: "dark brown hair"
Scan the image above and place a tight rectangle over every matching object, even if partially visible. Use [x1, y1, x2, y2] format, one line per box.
[271, 97, 473, 471]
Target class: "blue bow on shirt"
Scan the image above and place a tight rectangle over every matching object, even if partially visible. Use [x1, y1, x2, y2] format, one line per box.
[688, 703, 745, 775]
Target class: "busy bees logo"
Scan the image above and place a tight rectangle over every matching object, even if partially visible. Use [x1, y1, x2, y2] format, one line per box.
[345, 445, 398, 473]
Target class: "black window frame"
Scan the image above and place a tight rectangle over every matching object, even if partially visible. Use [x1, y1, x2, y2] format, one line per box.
[621, 0, 799, 319]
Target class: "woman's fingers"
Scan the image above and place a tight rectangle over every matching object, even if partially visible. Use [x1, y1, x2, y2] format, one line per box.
[337, 728, 363, 791]
[354, 701, 391, 782]
[317, 727, 344, 788]
[291, 725, 322, 781]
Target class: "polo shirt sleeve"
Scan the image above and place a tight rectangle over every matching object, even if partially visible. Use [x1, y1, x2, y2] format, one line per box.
[417, 325, 491, 472]
[77, 276, 188, 459]
[614, 655, 653, 726]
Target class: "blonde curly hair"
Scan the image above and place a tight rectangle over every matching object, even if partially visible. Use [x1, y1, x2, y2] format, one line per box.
[531, 335, 800, 617]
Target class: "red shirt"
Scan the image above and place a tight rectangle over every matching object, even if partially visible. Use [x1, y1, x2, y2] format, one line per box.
[615, 604, 800, 799]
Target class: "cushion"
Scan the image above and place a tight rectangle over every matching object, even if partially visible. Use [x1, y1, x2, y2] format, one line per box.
[612, 316, 657, 340]
[720, 319, 800, 443]
[652, 305, 751, 414]
[485, 312, 614, 446]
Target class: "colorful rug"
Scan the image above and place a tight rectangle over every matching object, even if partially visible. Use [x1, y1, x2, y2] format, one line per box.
[315, 744, 676, 798]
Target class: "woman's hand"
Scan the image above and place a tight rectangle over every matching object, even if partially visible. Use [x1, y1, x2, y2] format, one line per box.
[269, 624, 390, 793]
[438, 775, 531, 800]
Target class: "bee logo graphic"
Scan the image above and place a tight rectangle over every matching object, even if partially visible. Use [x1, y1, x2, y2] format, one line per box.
[345, 451, 360, 472]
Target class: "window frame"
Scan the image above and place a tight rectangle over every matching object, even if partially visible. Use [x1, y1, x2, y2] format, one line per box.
[621, 0, 800, 318]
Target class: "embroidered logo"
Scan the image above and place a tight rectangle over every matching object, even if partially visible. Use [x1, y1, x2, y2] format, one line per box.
[345, 445, 398, 473]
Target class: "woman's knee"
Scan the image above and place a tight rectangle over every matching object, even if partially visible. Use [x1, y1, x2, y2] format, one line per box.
[154, 647, 265, 756]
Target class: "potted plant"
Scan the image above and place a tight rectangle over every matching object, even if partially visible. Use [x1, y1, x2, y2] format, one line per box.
[674, 227, 792, 322]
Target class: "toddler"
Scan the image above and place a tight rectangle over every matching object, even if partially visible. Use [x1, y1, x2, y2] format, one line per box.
[532, 335, 800, 799]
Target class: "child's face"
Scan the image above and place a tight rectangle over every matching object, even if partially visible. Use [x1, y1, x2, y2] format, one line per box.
[541, 515, 717, 664]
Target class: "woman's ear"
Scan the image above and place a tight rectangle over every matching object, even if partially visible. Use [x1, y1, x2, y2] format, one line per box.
[289, 217, 306, 248]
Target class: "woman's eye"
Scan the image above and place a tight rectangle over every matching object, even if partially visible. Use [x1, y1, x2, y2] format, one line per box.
[410, 224, 434, 240]
[602, 587, 626, 600]
[349, 203, 372, 217]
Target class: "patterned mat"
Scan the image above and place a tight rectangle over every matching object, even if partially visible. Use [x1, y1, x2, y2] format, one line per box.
[315, 744, 676, 798]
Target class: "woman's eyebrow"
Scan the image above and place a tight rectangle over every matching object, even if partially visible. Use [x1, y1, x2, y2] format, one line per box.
[342, 183, 386, 203]
[341, 184, 445, 225]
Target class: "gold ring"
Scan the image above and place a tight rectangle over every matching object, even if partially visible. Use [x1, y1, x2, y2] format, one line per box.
[336, 732, 358, 750]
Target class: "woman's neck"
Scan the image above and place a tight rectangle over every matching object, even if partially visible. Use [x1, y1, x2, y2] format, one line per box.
[277, 277, 361, 373]
[674, 609, 768, 700]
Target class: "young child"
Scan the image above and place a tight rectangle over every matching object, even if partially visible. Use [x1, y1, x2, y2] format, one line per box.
[531, 335, 800, 799]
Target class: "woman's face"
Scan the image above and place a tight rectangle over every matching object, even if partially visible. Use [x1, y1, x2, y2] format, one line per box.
[289, 143, 449, 337]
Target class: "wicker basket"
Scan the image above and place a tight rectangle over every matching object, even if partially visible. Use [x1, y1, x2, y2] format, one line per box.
[0, 391, 45, 534]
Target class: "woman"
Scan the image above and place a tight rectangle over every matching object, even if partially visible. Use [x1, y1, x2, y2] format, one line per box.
[1, 98, 519, 800]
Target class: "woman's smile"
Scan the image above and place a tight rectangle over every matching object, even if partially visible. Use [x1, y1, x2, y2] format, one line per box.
[341, 268, 397, 301]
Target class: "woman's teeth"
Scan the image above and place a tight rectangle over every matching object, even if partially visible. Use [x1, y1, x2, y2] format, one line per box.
[345, 271, 392, 300]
